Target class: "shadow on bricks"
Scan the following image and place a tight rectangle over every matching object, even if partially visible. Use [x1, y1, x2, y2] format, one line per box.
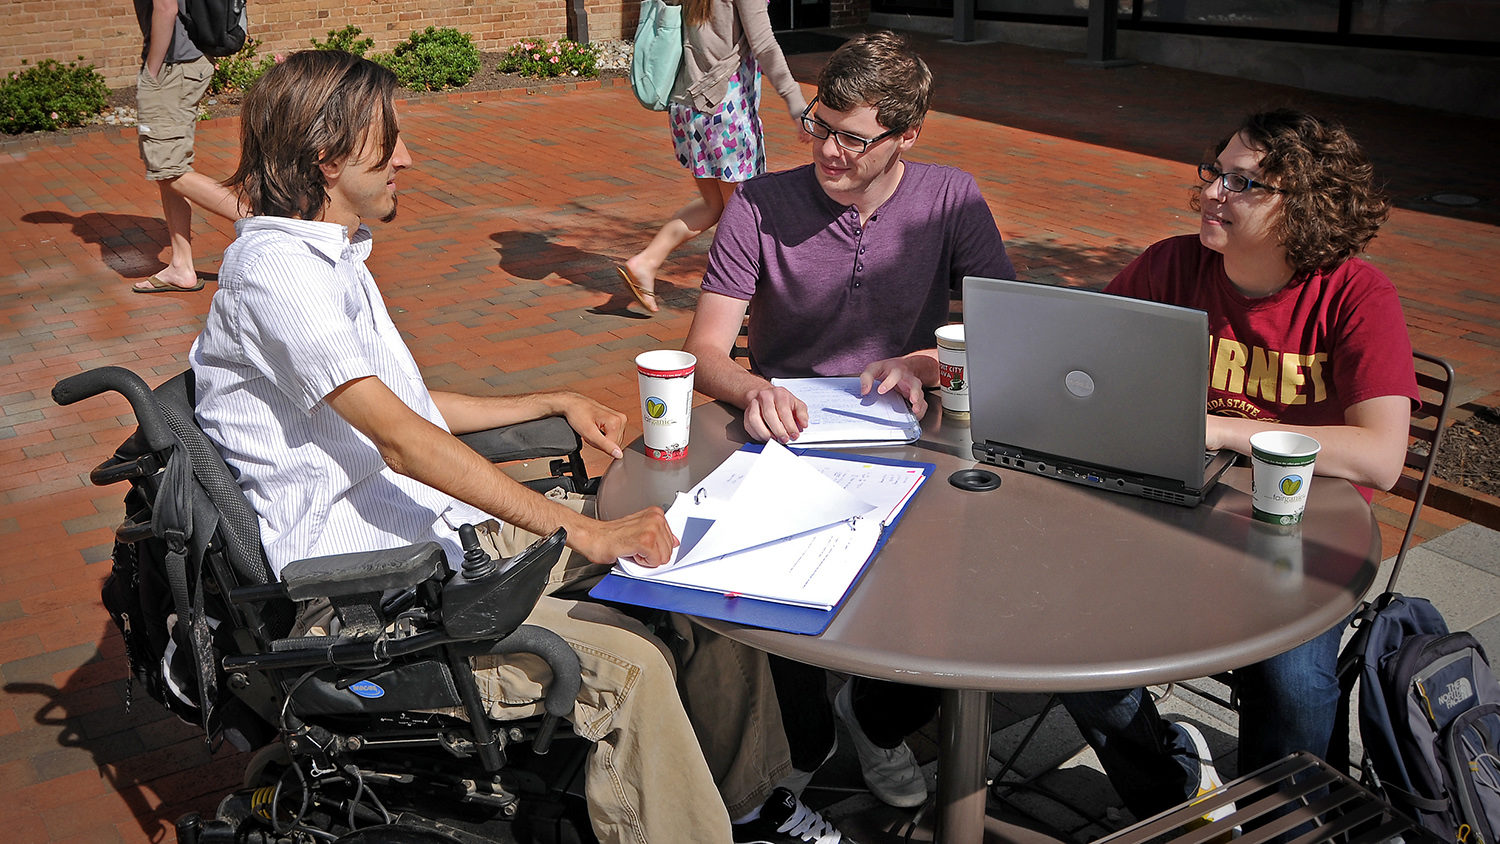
[3, 621, 245, 842]
[21, 209, 177, 280]
[491, 229, 658, 318]
[1002, 236, 1150, 289]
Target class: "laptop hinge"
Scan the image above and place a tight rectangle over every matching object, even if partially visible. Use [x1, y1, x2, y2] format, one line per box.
[972, 440, 1198, 505]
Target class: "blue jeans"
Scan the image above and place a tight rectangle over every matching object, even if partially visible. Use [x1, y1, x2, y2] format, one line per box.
[1060, 622, 1345, 819]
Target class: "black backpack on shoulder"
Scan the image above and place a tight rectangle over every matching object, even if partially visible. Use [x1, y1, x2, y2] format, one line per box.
[180, 0, 249, 58]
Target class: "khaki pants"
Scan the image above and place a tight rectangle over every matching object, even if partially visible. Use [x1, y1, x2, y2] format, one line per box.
[469, 493, 791, 843]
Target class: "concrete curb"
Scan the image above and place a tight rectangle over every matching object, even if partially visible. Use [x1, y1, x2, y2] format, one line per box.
[1424, 475, 1500, 531]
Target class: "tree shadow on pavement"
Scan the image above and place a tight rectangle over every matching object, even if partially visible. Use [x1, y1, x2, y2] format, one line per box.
[785, 29, 1500, 228]
[1001, 236, 1144, 289]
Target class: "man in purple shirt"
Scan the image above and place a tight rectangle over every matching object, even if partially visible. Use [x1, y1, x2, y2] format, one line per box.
[684, 31, 1014, 444]
[682, 30, 1016, 810]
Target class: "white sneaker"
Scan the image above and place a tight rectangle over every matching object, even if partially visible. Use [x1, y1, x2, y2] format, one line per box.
[1178, 722, 1241, 839]
[777, 737, 838, 797]
[833, 681, 927, 808]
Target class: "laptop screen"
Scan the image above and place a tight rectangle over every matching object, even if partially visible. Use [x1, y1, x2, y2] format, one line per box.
[962, 276, 1213, 492]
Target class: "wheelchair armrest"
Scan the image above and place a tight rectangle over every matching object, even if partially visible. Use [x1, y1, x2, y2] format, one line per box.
[441, 529, 564, 639]
[280, 541, 449, 601]
[457, 417, 582, 464]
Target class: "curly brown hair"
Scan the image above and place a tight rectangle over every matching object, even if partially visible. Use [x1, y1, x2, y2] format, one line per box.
[815, 30, 932, 134]
[1191, 109, 1390, 274]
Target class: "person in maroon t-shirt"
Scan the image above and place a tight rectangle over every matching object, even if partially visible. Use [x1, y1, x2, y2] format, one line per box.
[1062, 110, 1419, 825]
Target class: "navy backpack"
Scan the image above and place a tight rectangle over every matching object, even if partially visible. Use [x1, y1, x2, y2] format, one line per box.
[1340, 592, 1500, 842]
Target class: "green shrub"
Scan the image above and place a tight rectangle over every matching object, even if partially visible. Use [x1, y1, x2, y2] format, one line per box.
[209, 37, 277, 95]
[311, 25, 374, 57]
[377, 26, 479, 91]
[0, 57, 108, 134]
[498, 39, 600, 79]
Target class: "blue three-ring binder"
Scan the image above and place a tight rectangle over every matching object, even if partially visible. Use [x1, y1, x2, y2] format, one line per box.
[589, 444, 935, 635]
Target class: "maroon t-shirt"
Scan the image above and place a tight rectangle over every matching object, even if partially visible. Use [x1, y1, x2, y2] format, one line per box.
[703, 162, 1014, 378]
[1106, 236, 1418, 431]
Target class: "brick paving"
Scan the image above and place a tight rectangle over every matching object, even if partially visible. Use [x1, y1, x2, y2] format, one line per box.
[0, 28, 1496, 843]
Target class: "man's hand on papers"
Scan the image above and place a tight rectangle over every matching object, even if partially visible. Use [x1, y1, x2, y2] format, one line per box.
[860, 353, 938, 418]
[743, 384, 811, 444]
[574, 508, 679, 567]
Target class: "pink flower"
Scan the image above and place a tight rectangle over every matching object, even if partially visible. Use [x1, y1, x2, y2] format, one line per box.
[550, 56, 559, 63]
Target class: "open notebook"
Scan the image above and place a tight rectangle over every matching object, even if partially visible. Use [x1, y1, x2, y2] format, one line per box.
[772, 377, 921, 447]
[590, 441, 934, 634]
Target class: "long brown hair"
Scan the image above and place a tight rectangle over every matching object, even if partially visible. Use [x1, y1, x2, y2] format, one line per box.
[227, 51, 400, 220]
[682, 0, 712, 27]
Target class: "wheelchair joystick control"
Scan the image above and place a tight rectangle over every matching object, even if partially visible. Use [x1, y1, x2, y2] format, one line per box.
[459, 523, 497, 580]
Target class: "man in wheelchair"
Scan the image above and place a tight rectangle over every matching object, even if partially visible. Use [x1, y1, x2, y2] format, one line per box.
[179, 50, 849, 844]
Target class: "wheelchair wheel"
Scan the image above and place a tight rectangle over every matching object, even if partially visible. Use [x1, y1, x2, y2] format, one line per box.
[243, 741, 292, 789]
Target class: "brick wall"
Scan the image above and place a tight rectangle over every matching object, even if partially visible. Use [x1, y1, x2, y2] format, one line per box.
[831, 0, 871, 28]
[4, 1, 644, 89]
[5, 1, 870, 91]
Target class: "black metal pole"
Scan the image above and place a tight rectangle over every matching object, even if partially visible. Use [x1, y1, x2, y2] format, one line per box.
[1086, 0, 1119, 63]
[954, 0, 976, 43]
[570, 0, 590, 43]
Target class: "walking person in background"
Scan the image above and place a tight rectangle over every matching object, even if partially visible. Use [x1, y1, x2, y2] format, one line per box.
[617, 0, 808, 314]
[131, 0, 245, 293]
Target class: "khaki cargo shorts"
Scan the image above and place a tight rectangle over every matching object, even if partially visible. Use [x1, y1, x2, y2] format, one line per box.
[136, 56, 214, 180]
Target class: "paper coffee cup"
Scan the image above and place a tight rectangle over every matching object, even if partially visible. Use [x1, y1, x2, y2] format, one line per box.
[1249, 431, 1320, 525]
[636, 350, 695, 460]
[935, 324, 968, 416]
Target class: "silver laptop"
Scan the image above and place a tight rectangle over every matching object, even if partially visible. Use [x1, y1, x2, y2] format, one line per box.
[963, 276, 1235, 507]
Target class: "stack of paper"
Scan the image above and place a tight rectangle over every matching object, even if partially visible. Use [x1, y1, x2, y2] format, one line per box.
[611, 440, 928, 610]
[771, 377, 921, 447]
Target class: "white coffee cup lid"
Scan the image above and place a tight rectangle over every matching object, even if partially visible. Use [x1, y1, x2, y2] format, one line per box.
[935, 323, 965, 349]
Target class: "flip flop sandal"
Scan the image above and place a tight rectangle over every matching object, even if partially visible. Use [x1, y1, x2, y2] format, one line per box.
[616, 266, 658, 313]
[133, 275, 205, 294]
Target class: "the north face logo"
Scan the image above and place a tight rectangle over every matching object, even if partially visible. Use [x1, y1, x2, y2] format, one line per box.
[1437, 677, 1474, 710]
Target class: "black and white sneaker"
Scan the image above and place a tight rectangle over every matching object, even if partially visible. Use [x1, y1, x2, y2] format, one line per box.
[732, 787, 853, 843]
[1179, 722, 1241, 841]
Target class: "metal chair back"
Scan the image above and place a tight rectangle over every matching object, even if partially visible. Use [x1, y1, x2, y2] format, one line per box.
[1383, 350, 1457, 593]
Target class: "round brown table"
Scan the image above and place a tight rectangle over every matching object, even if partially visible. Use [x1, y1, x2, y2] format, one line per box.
[598, 399, 1380, 843]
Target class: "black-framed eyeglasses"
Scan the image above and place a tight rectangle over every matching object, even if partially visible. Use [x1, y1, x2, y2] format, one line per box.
[1198, 163, 1284, 194]
[800, 97, 901, 154]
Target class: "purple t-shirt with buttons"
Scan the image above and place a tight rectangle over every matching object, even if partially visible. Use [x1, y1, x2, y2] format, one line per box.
[702, 161, 1015, 378]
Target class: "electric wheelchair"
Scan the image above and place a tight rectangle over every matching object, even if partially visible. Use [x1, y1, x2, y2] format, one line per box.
[53, 365, 608, 844]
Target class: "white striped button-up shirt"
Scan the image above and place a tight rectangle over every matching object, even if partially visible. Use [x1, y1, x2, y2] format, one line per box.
[190, 216, 489, 576]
